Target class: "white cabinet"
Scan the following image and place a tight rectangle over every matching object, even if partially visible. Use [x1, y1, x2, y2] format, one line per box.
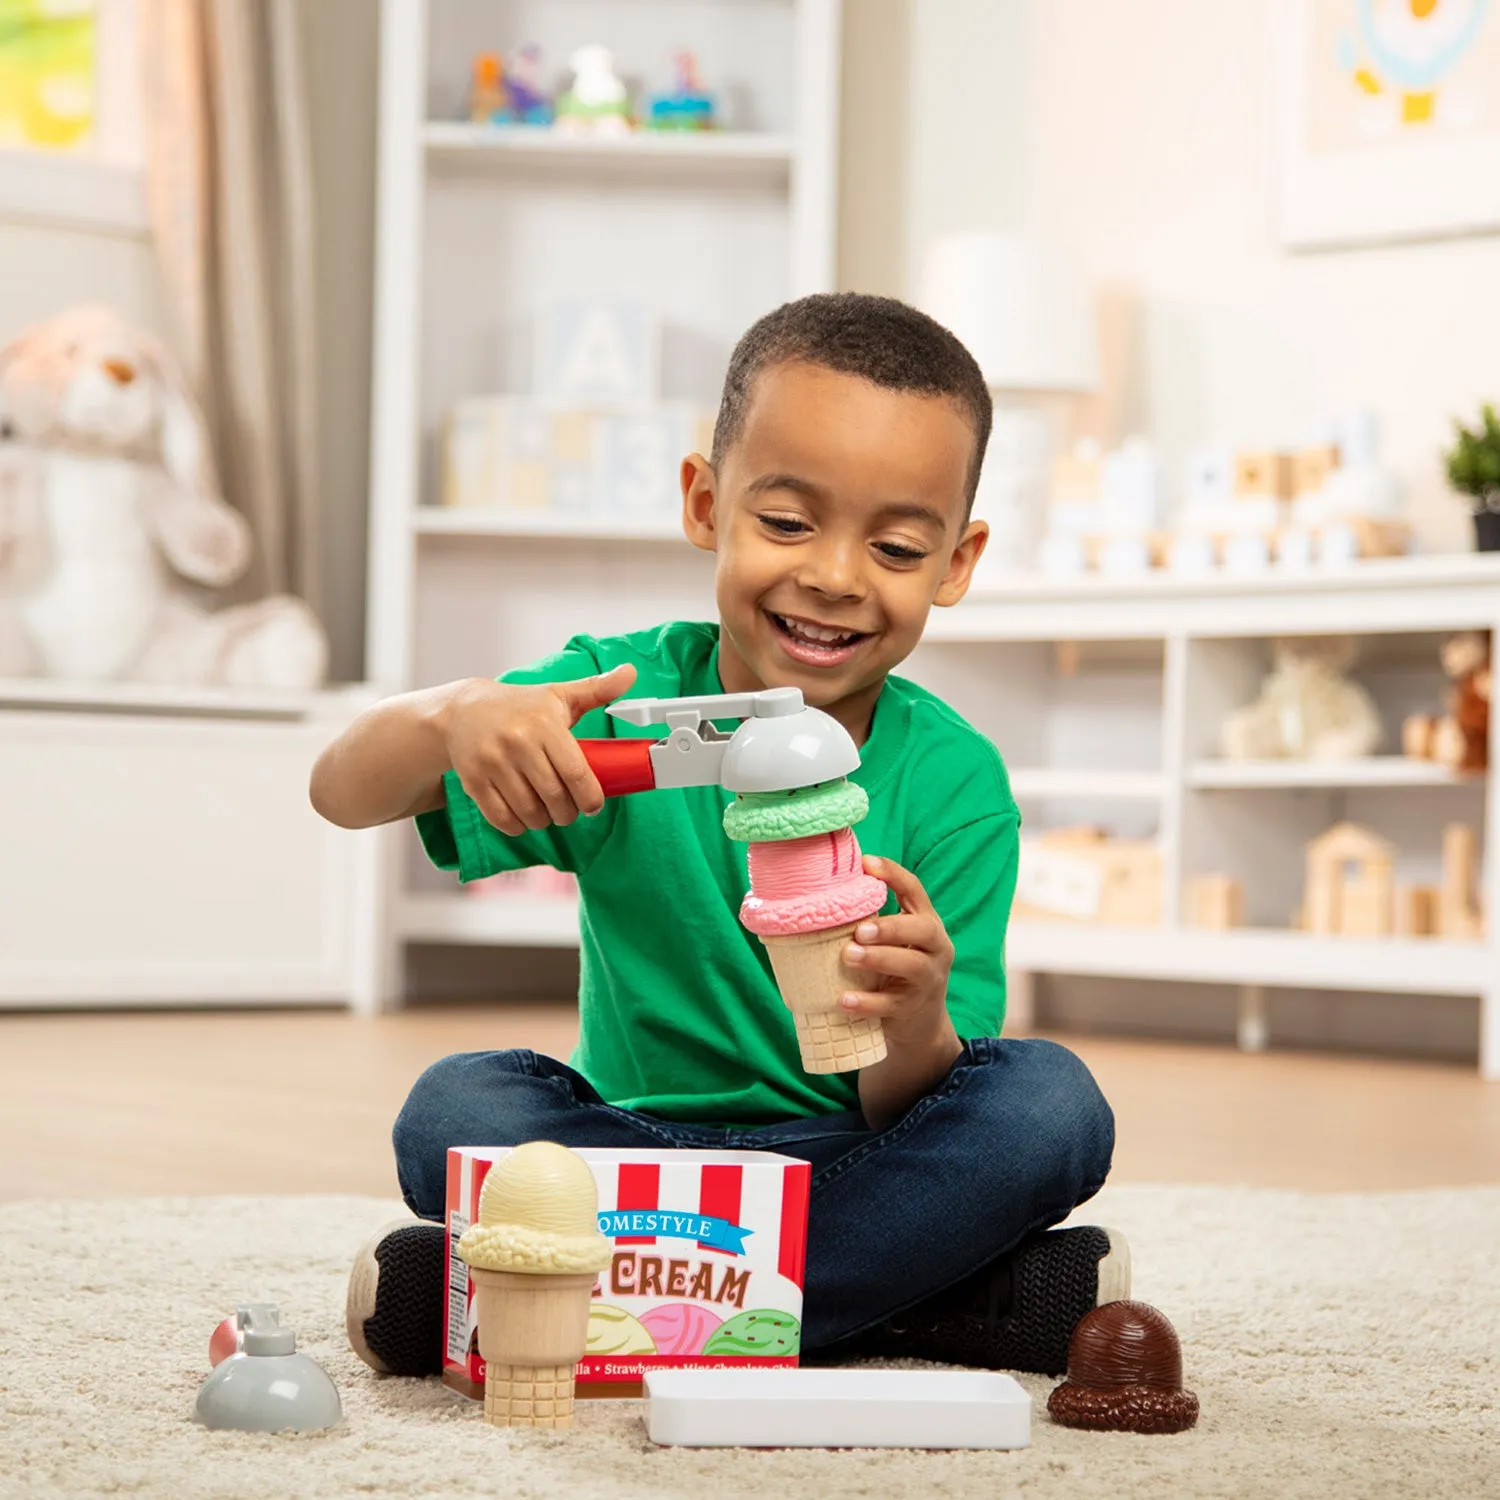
[0, 684, 383, 1011]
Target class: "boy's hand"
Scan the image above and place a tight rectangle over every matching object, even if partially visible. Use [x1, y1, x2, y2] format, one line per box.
[446, 663, 637, 836]
[839, 855, 955, 1045]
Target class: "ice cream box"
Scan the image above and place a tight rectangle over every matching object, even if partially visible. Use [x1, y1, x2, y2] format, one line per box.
[443, 1146, 811, 1400]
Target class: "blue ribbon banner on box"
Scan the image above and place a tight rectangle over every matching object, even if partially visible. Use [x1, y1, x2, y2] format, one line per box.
[597, 1209, 753, 1255]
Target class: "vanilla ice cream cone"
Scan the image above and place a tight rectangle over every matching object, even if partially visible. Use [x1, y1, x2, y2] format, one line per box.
[471, 1267, 597, 1427]
[762, 921, 887, 1073]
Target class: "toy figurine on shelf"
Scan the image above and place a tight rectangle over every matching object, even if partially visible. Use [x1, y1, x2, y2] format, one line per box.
[555, 45, 633, 135]
[507, 44, 554, 125]
[1403, 630, 1491, 773]
[469, 53, 510, 125]
[647, 50, 717, 131]
[1220, 637, 1381, 762]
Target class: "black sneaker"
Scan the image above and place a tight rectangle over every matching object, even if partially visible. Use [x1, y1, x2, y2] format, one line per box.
[828, 1225, 1131, 1376]
[346, 1219, 447, 1376]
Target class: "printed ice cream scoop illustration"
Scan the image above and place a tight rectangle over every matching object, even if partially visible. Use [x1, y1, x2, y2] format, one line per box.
[726, 778, 889, 1075]
[639, 1302, 724, 1356]
[702, 1309, 802, 1358]
[587, 1304, 657, 1356]
[1341, 0, 1490, 131]
[456, 1141, 612, 1428]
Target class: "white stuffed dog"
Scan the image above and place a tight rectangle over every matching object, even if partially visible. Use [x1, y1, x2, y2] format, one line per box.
[0, 305, 327, 687]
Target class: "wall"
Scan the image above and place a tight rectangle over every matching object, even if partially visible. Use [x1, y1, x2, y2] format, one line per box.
[842, 0, 1499, 546]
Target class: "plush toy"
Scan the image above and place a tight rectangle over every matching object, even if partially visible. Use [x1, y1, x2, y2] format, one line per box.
[1403, 631, 1490, 773]
[1221, 636, 1382, 761]
[0, 305, 326, 687]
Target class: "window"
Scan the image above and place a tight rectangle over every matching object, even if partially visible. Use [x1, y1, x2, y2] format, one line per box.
[0, 0, 146, 235]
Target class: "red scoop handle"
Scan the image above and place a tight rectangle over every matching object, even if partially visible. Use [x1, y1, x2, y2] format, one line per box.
[577, 738, 657, 797]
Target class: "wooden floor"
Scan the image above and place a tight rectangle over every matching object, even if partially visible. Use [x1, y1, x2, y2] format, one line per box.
[1, 1006, 1497, 1202]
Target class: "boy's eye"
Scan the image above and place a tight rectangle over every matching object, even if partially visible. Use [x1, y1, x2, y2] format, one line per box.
[758, 514, 810, 536]
[876, 541, 928, 562]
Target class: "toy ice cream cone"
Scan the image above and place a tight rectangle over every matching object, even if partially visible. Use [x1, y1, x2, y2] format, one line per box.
[470, 1267, 598, 1427]
[762, 920, 887, 1074]
[456, 1141, 612, 1430]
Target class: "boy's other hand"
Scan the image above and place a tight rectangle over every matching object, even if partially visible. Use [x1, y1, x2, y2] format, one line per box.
[446, 663, 637, 836]
[839, 855, 955, 1045]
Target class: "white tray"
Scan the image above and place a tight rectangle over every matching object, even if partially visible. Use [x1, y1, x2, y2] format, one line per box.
[642, 1368, 1032, 1450]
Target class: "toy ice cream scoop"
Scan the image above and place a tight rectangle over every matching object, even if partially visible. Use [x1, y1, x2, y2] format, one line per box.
[456, 1141, 612, 1428]
[578, 686, 888, 1074]
[195, 1304, 341, 1433]
[1046, 1300, 1199, 1435]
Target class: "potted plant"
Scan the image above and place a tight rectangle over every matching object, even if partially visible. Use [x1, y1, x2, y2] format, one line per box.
[1445, 403, 1500, 552]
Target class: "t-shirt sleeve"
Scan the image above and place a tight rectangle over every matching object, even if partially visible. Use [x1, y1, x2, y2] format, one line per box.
[414, 641, 622, 882]
[913, 809, 1019, 1041]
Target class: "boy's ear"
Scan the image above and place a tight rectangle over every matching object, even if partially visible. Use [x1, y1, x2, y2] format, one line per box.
[681, 452, 718, 552]
[933, 520, 989, 607]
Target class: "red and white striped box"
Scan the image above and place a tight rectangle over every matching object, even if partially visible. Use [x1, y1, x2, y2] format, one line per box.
[443, 1147, 811, 1399]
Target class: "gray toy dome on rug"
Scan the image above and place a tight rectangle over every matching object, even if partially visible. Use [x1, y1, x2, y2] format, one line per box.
[195, 1304, 342, 1433]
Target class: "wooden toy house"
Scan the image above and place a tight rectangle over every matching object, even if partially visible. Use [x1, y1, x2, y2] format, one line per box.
[1302, 823, 1395, 937]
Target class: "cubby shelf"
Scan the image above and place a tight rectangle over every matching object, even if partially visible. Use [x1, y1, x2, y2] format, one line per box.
[1008, 769, 1164, 800]
[413, 507, 686, 541]
[1186, 758, 1482, 790]
[403, 892, 580, 947]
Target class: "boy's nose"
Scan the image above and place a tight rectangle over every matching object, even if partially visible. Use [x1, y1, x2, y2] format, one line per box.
[796, 541, 865, 601]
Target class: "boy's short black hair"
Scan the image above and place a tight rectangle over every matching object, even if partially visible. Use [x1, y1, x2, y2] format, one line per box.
[710, 292, 993, 516]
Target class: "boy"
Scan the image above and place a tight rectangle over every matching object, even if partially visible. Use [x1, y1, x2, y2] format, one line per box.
[312, 293, 1122, 1381]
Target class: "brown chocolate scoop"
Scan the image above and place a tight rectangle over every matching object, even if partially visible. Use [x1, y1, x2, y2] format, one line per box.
[1047, 1300, 1199, 1435]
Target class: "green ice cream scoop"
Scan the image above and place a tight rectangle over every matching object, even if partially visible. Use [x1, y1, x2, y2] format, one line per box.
[722, 777, 869, 843]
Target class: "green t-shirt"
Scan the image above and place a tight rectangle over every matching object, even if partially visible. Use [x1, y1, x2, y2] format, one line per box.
[417, 620, 1019, 1127]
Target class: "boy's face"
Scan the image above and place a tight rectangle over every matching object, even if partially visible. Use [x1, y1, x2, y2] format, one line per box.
[682, 361, 988, 730]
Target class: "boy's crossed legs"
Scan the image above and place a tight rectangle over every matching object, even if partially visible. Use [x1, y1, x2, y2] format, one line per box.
[352, 1037, 1123, 1376]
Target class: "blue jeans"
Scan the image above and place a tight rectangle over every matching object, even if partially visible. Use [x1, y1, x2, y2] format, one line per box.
[393, 1036, 1114, 1351]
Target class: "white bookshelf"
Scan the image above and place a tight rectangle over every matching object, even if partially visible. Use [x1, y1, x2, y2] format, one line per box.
[367, 0, 843, 1005]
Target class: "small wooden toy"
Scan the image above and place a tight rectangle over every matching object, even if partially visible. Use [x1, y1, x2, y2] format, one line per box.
[1301, 822, 1395, 937]
[456, 1142, 613, 1427]
[1235, 450, 1296, 501]
[555, 45, 632, 135]
[1015, 827, 1162, 928]
[647, 51, 716, 131]
[1184, 873, 1243, 930]
[1402, 631, 1490, 773]
[1440, 823, 1483, 940]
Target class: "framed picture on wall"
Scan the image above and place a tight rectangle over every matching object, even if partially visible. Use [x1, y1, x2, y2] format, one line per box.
[1277, 0, 1500, 248]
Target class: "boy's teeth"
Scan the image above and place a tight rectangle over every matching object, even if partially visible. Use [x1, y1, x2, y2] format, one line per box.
[778, 615, 857, 645]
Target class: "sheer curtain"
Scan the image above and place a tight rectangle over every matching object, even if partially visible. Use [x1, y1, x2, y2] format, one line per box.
[136, 0, 322, 612]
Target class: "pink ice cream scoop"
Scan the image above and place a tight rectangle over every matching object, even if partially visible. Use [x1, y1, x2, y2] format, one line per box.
[739, 827, 888, 937]
[639, 1303, 723, 1356]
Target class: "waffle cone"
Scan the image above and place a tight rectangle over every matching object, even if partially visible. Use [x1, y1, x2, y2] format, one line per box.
[469, 1267, 595, 1428]
[761, 922, 887, 1074]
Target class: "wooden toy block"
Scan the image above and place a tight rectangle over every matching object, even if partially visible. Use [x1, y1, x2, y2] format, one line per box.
[1234, 451, 1296, 501]
[1303, 823, 1395, 938]
[1052, 448, 1102, 505]
[1293, 445, 1340, 496]
[1184, 874, 1243, 930]
[1396, 885, 1438, 938]
[1440, 824, 1483, 940]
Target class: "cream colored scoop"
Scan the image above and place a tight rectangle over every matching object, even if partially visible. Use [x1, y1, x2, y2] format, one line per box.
[457, 1141, 612, 1275]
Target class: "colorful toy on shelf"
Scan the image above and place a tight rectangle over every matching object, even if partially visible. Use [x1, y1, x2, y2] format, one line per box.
[1037, 437, 1164, 578]
[1220, 637, 1381, 762]
[1402, 630, 1490, 773]
[196, 1304, 342, 1434]
[647, 50, 717, 131]
[555, 45, 632, 135]
[468, 47, 554, 127]
[567, 686, 886, 1073]
[1047, 1301, 1199, 1435]
[1184, 873, 1243, 930]
[1014, 827, 1162, 928]
[1300, 822, 1395, 937]
[455, 1141, 612, 1427]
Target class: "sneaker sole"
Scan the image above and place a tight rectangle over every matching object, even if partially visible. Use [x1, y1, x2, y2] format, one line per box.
[1096, 1225, 1132, 1306]
[346, 1218, 446, 1377]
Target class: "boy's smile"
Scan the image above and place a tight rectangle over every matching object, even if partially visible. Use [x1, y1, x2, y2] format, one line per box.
[682, 361, 988, 743]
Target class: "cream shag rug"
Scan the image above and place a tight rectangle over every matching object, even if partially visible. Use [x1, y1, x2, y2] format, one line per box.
[0, 1186, 1495, 1500]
